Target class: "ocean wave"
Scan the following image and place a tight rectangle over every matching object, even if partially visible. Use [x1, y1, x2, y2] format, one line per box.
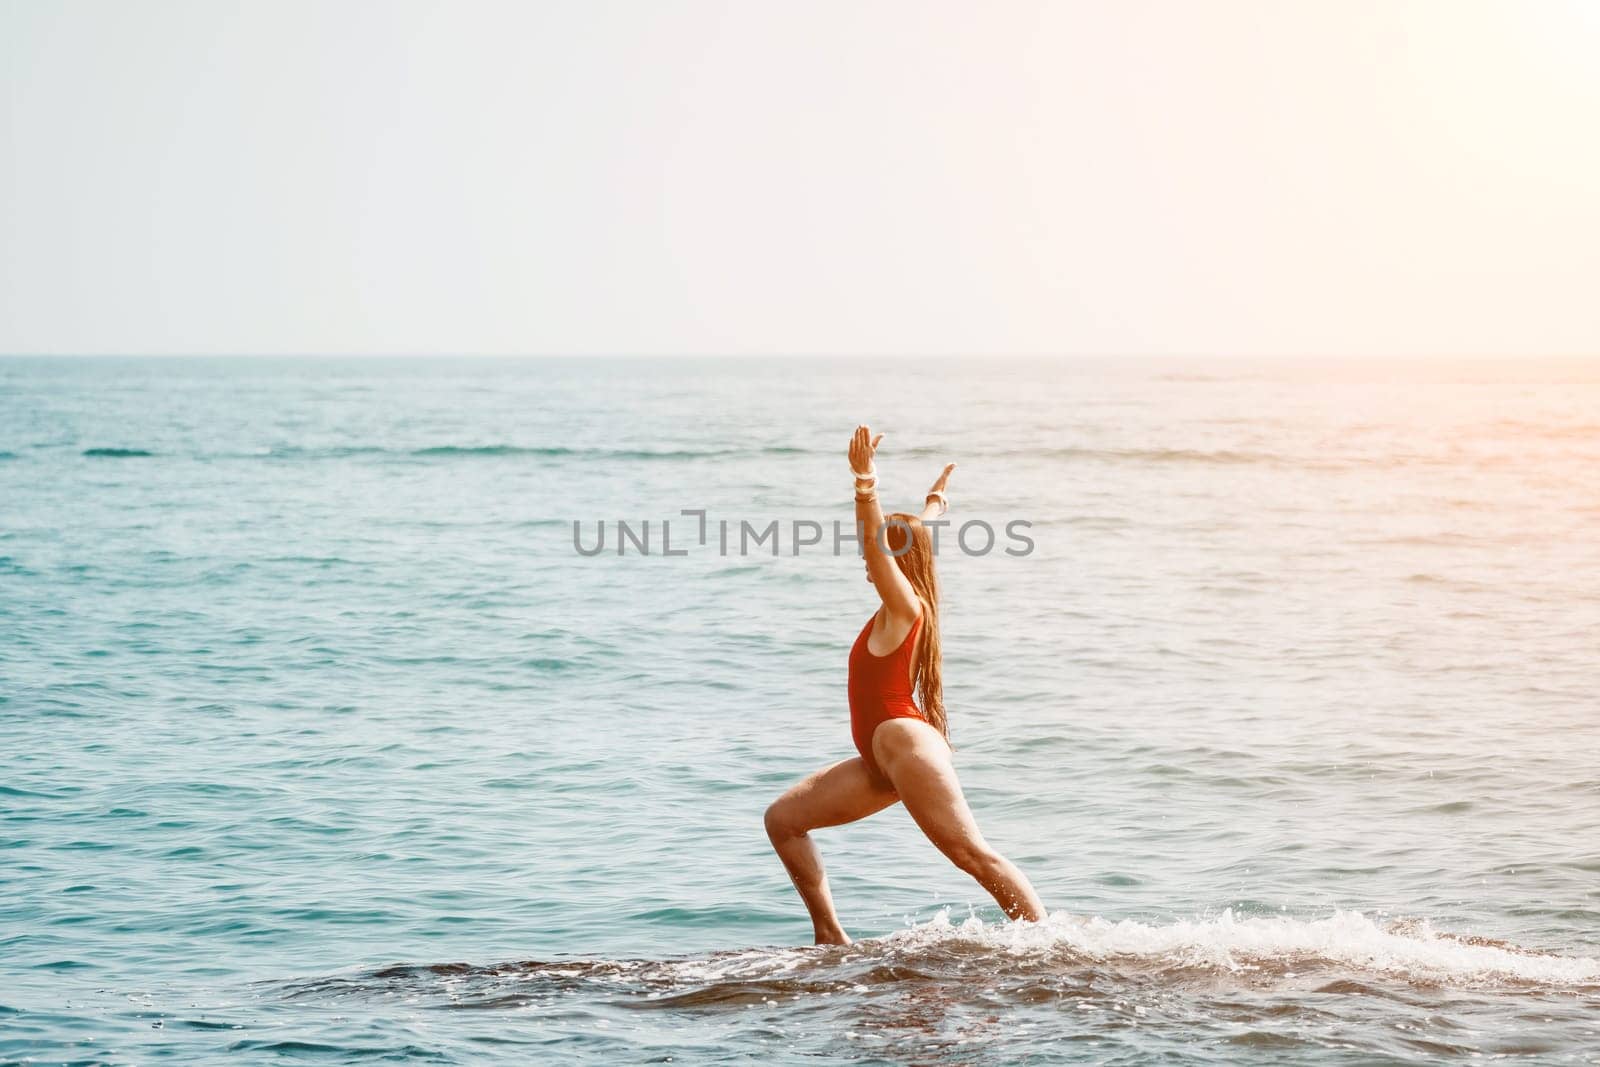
[55, 444, 812, 461]
[887, 443, 1277, 465]
[411, 445, 588, 457]
[17, 442, 1560, 471]
[408, 445, 802, 459]
[282, 909, 1599, 1012]
[884, 908, 1600, 987]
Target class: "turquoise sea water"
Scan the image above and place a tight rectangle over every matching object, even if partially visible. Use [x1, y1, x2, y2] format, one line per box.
[2, 355, 1598, 1064]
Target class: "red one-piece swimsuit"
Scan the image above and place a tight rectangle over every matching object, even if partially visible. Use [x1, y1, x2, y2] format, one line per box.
[848, 610, 928, 786]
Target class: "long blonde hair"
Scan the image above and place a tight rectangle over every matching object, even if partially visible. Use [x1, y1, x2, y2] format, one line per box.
[884, 513, 946, 741]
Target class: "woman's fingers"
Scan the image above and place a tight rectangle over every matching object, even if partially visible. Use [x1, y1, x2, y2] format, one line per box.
[849, 426, 885, 473]
[850, 426, 878, 469]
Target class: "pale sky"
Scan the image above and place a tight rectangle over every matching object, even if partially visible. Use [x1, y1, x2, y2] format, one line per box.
[2, 0, 1597, 357]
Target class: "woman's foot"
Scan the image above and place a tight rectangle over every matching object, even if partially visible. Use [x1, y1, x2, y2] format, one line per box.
[814, 926, 852, 946]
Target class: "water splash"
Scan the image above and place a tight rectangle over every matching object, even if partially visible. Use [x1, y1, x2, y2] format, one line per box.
[282, 909, 1600, 1014]
[883, 908, 1600, 988]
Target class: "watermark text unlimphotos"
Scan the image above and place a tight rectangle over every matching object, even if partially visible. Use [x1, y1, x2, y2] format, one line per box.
[573, 510, 1034, 557]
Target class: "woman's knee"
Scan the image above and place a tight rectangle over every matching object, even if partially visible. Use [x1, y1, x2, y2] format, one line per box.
[764, 800, 799, 842]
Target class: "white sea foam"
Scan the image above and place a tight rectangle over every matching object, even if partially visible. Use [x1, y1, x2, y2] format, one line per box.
[878, 908, 1600, 987]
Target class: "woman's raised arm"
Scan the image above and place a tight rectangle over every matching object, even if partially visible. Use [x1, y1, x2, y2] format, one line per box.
[919, 462, 955, 523]
[850, 425, 920, 618]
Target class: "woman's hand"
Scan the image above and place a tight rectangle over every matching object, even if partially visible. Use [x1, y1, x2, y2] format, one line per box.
[923, 462, 955, 518]
[849, 425, 883, 475]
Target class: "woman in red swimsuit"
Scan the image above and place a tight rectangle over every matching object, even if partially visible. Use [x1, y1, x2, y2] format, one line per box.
[764, 425, 1047, 944]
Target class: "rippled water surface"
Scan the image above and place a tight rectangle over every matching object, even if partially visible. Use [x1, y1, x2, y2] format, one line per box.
[3, 356, 1598, 1064]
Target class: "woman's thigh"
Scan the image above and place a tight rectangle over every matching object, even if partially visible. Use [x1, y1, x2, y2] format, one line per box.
[872, 720, 989, 859]
[767, 757, 900, 835]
